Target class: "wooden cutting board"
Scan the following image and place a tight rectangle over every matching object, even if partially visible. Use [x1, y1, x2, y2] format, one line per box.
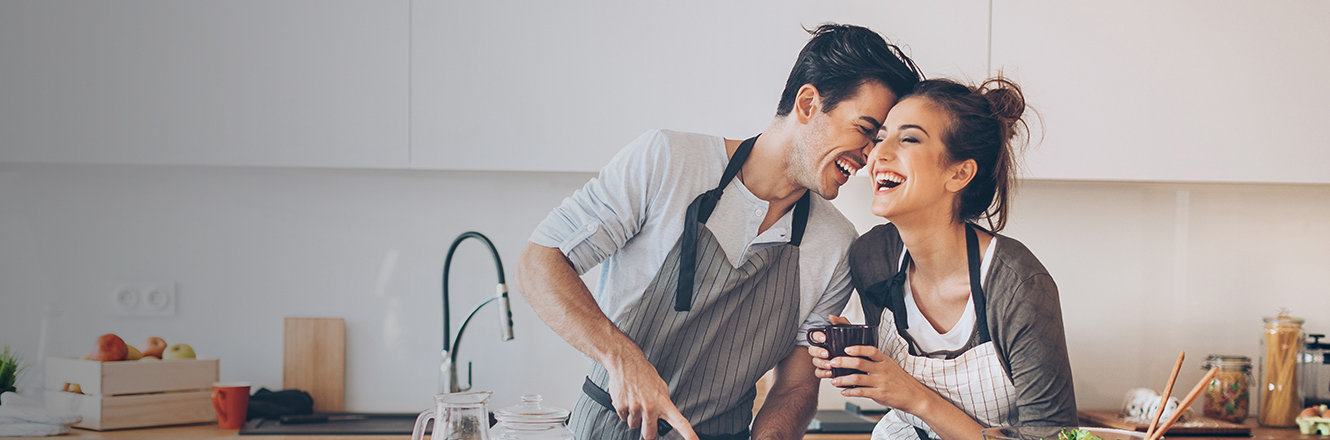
[283, 317, 345, 412]
[1078, 410, 1251, 435]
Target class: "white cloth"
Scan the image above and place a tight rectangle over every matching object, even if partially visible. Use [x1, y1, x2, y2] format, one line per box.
[902, 239, 996, 354]
[529, 129, 859, 346]
[0, 391, 81, 437]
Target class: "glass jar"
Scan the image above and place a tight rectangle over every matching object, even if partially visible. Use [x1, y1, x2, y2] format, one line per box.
[1258, 308, 1305, 427]
[1202, 355, 1252, 423]
[490, 394, 574, 440]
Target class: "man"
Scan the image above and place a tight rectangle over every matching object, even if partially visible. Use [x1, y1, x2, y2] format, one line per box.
[514, 24, 922, 440]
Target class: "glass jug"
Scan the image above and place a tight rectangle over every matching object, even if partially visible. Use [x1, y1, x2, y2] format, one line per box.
[413, 391, 492, 440]
[490, 394, 574, 440]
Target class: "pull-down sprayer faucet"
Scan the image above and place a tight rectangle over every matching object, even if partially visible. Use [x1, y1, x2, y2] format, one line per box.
[439, 231, 515, 393]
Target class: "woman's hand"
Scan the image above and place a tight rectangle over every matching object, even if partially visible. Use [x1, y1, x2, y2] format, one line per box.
[825, 345, 935, 413]
[806, 314, 933, 414]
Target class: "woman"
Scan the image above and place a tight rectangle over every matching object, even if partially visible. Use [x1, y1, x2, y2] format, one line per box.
[809, 77, 1076, 440]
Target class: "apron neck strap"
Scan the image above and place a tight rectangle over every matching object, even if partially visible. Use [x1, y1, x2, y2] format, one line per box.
[887, 224, 993, 345]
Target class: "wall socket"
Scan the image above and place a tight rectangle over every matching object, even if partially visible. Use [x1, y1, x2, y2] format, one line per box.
[110, 283, 177, 317]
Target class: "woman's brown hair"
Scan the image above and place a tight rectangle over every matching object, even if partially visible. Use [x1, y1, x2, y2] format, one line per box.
[906, 76, 1029, 232]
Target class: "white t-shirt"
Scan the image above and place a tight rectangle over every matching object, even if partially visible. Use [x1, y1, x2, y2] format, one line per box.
[529, 129, 858, 346]
[902, 238, 997, 355]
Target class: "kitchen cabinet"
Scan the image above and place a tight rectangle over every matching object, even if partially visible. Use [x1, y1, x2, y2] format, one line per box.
[0, 0, 409, 169]
[409, 0, 988, 172]
[991, 1, 1330, 184]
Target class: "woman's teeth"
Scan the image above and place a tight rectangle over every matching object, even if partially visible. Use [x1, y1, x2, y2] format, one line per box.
[875, 171, 904, 190]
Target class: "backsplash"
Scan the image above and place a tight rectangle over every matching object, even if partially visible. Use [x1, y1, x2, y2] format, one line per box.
[2, 163, 1327, 412]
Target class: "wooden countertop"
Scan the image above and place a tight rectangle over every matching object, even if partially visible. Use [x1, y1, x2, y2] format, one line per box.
[22, 423, 874, 439]
[17, 419, 1314, 440]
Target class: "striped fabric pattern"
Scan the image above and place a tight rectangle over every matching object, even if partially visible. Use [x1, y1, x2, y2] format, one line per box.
[570, 226, 803, 439]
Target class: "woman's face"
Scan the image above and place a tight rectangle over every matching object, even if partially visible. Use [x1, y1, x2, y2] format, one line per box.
[868, 97, 970, 221]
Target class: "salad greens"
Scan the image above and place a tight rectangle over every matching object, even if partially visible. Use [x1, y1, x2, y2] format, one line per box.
[1056, 428, 1104, 440]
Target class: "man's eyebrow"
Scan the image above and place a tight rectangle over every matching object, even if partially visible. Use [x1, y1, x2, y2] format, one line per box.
[858, 116, 883, 130]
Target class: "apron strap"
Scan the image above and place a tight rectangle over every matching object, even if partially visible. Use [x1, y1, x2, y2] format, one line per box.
[879, 225, 993, 346]
[677, 134, 811, 311]
[965, 225, 992, 344]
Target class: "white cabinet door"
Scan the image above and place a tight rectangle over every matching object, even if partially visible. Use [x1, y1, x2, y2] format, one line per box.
[992, 1, 1330, 183]
[410, 0, 988, 172]
[0, 1, 409, 168]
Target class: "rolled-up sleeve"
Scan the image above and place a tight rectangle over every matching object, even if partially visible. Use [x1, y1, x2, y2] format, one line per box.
[529, 130, 672, 275]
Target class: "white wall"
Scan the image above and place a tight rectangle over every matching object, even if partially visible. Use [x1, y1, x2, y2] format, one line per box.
[3, 163, 1328, 414]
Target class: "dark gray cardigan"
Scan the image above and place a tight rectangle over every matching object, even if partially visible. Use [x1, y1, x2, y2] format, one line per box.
[848, 223, 1078, 426]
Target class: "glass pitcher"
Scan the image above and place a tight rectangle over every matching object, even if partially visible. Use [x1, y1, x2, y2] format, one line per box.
[490, 394, 574, 440]
[413, 391, 493, 440]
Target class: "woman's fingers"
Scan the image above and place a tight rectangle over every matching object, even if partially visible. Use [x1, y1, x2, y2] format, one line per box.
[843, 345, 888, 362]
[828, 314, 853, 325]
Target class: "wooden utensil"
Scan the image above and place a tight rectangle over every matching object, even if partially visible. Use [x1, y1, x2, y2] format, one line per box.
[283, 317, 345, 412]
[1146, 366, 1220, 440]
[1146, 351, 1185, 439]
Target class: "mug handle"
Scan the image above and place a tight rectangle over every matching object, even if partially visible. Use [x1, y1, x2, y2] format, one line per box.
[211, 389, 227, 422]
[411, 409, 435, 440]
[806, 328, 828, 350]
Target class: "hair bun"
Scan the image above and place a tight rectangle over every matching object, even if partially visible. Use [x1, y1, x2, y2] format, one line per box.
[980, 77, 1026, 123]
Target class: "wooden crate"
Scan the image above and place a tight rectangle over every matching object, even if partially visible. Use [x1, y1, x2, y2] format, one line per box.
[43, 357, 219, 430]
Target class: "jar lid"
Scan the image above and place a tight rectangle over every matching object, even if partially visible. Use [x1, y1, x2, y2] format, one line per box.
[493, 394, 571, 424]
[1202, 354, 1251, 369]
[1262, 307, 1304, 326]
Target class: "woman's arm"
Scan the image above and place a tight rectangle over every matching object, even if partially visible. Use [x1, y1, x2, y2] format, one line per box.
[993, 272, 1078, 425]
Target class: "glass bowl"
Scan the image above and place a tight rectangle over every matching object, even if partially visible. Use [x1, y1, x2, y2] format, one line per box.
[980, 427, 1150, 440]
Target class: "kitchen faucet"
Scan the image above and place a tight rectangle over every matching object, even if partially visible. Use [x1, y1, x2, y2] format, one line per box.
[440, 231, 515, 394]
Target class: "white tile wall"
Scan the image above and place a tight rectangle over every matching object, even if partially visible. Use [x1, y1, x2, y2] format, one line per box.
[2, 164, 1327, 415]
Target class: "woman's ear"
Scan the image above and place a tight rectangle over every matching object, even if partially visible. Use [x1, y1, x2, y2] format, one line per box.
[945, 159, 977, 193]
[794, 84, 821, 124]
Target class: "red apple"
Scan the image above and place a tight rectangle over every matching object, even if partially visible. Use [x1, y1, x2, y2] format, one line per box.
[90, 334, 128, 362]
[141, 337, 167, 358]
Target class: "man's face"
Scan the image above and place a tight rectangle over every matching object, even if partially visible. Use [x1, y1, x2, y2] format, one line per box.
[789, 82, 898, 200]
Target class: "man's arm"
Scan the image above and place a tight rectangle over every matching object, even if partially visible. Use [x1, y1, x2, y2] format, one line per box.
[750, 347, 820, 440]
[514, 243, 698, 440]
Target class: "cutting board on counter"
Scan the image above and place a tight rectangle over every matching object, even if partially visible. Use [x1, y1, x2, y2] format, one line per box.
[284, 317, 345, 413]
[1078, 410, 1250, 435]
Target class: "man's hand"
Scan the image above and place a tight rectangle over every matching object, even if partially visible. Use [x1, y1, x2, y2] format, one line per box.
[515, 243, 698, 440]
[606, 357, 698, 440]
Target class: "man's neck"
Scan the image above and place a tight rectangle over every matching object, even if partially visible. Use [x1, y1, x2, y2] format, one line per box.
[727, 120, 805, 207]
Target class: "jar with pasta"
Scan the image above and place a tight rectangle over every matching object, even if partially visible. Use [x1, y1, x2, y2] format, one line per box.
[1259, 308, 1305, 427]
[1202, 355, 1251, 423]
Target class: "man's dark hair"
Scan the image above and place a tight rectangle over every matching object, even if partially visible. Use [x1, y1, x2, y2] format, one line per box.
[776, 23, 922, 116]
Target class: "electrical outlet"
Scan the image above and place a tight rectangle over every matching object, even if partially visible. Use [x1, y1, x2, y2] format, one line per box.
[109, 283, 177, 317]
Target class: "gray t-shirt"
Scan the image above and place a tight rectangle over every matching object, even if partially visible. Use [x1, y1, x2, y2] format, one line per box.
[530, 129, 858, 346]
[848, 223, 1078, 426]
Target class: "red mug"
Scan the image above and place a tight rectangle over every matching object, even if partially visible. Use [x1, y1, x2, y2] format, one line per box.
[211, 382, 251, 430]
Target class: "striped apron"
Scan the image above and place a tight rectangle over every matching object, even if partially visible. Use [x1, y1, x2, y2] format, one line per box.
[570, 135, 810, 440]
[863, 225, 1017, 440]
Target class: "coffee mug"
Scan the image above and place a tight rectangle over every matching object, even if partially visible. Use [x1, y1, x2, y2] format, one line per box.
[807, 324, 877, 385]
[211, 382, 251, 430]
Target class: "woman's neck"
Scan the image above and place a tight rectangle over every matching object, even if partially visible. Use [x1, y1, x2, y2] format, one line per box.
[895, 216, 971, 287]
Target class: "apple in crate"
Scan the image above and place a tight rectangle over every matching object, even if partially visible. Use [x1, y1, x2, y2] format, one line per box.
[90, 334, 128, 361]
[163, 343, 195, 360]
[124, 344, 143, 361]
[141, 337, 167, 358]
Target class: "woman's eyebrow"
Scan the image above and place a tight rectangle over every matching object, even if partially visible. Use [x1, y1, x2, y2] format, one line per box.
[899, 124, 930, 137]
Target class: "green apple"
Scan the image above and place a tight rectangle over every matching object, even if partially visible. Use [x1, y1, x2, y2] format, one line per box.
[162, 343, 196, 360]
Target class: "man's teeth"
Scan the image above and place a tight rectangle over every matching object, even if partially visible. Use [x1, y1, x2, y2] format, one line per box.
[835, 159, 858, 177]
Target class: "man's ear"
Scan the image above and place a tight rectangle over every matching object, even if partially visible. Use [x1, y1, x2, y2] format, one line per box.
[945, 159, 978, 193]
[794, 84, 821, 124]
